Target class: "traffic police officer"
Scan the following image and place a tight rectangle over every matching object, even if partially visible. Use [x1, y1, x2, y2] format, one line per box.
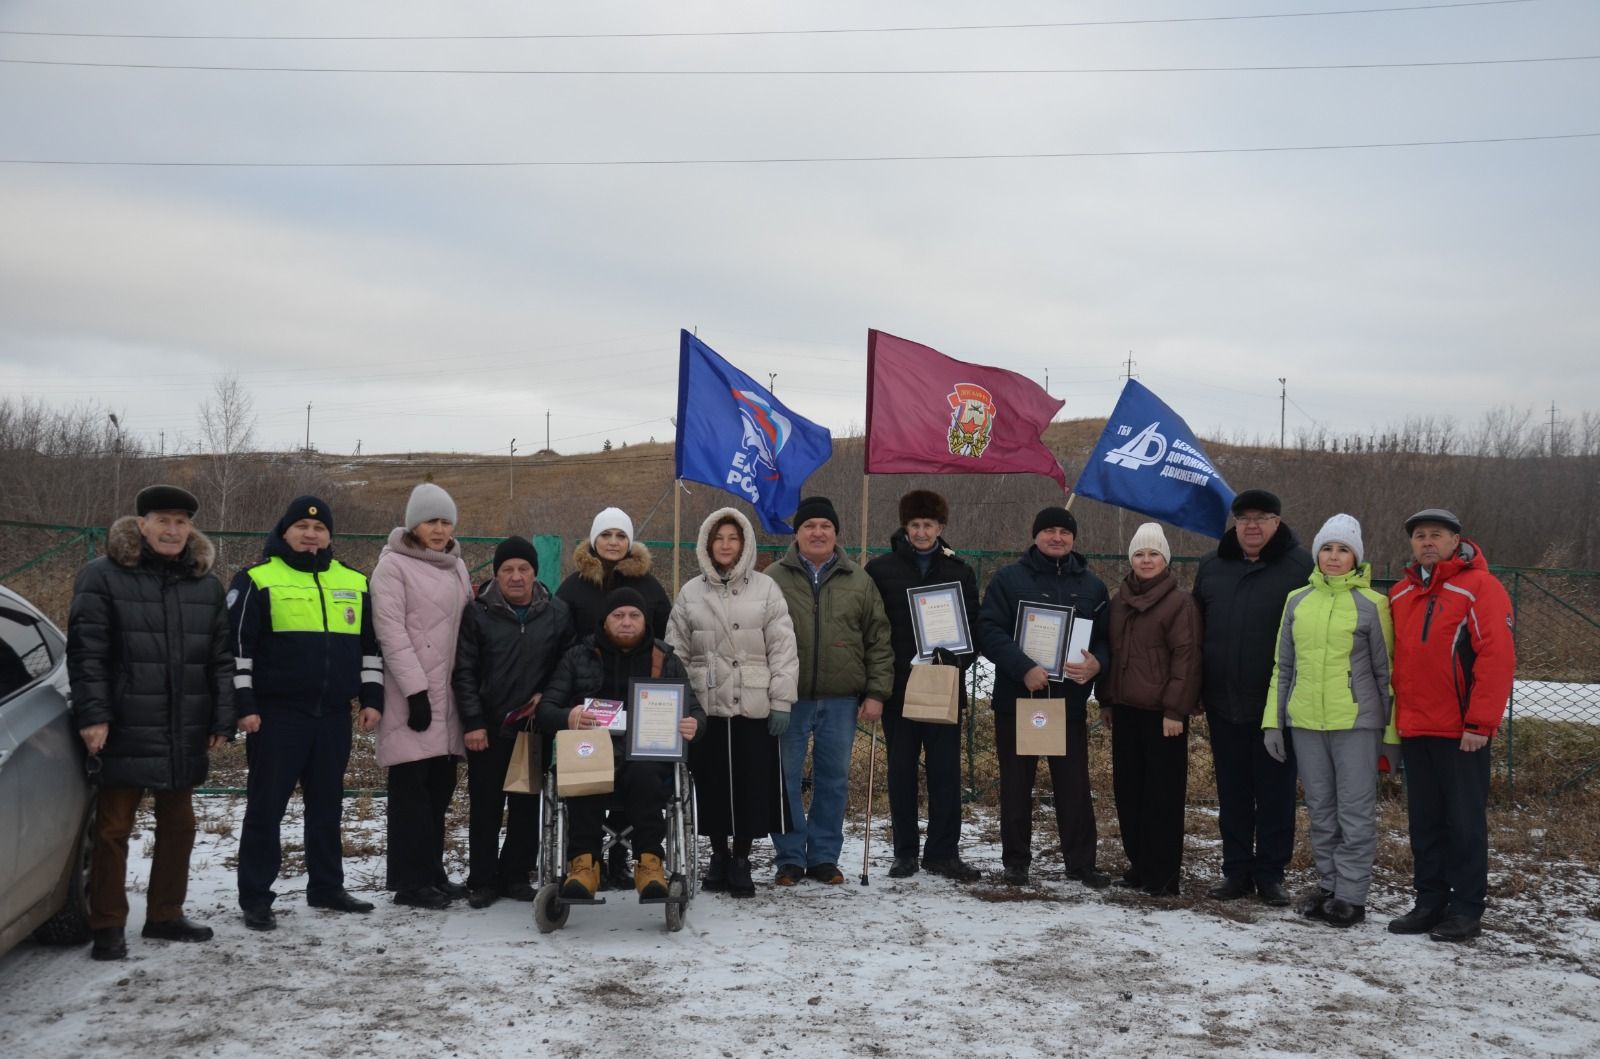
[228, 495, 384, 930]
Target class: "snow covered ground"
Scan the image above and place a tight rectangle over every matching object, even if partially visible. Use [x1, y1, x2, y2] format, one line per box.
[3, 795, 1598, 1059]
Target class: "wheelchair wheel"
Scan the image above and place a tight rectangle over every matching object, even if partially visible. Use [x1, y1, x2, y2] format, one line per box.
[533, 883, 569, 933]
[664, 876, 688, 933]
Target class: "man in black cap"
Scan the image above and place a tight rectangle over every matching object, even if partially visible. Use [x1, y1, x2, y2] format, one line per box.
[766, 495, 894, 886]
[977, 505, 1112, 888]
[453, 536, 574, 908]
[68, 484, 235, 960]
[1192, 488, 1313, 905]
[228, 496, 384, 931]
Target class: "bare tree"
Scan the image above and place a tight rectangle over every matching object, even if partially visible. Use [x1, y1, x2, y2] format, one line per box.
[196, 373, 257, 562]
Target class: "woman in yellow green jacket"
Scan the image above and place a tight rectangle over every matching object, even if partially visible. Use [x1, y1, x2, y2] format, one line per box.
[1263, 514, 1397, 928]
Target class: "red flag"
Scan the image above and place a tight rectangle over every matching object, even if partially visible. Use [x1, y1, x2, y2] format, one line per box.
[864, 330, 1067, 489]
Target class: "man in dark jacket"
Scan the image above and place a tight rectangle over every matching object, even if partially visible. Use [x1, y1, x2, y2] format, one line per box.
[1386, 508, 1516, 943]
[977, 506, 1112, 888]
[67, 485, 236, 961]
[454, 536, 575, 908]
[228, 496, 384, 931]
[1192, 488, 1314, 905]
[538, 588, 704, 899]
[865, 490, 981, 882]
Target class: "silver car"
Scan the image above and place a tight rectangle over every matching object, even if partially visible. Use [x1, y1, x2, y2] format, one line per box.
[0, 584, 92, 957]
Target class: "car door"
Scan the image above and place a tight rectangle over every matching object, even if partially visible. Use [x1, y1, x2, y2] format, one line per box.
[0, 602, 76, 929]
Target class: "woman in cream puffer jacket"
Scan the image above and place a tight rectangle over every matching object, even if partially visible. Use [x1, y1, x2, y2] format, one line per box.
[666, 507, 798, 895]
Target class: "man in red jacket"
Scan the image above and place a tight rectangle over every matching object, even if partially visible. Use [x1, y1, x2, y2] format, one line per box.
[1386, 508, 1515, 943]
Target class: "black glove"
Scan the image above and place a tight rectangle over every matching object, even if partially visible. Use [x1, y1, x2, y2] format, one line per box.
[931, 647, 961, 668]
[406, 691, 433, 732]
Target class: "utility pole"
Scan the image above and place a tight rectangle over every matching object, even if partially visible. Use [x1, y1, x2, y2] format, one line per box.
[1121, 352, 1138, 381]
[158, 429, 165, 457]
[108, 413, 122, 517]
[1549, 400, 1560, 456]
[509, 438, 517, 502]
[545, 409, 551, 453]
[769, 372, 777, 394]
[1278, 378, 1287, 448]
[1044, 368, 1050, 393]
[304, 401, 312, 456]
[355, 440, 361, 456]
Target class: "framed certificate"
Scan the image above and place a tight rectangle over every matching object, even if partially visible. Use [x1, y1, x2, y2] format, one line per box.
[907, 581, 973, 663]
[625, 678, 688, 762]
[1014, 602, 1074, 680]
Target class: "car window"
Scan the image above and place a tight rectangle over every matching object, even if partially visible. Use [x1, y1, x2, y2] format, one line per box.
[0, 607, 53, 700]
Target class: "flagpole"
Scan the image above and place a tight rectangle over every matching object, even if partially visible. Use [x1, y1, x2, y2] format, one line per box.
[859, 473, 870, 565]
[673, 478, 682, 591]
[1064, 492, 1076, 511]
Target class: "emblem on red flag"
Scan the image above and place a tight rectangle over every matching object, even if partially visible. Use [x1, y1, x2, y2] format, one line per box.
[946, 383, 996, 459]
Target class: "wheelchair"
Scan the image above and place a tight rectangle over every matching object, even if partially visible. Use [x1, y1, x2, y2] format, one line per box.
[532, 762, 698, 933]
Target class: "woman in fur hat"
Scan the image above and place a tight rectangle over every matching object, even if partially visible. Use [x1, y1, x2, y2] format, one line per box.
[370, 483, 473, 909]
[666, 508, 799, 895]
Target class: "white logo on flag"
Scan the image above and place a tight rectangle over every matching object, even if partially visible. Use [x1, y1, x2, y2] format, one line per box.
[1104, 422, 1167, 469]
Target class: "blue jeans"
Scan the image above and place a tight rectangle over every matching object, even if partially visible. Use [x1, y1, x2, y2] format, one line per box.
[771, 697, 857, 869]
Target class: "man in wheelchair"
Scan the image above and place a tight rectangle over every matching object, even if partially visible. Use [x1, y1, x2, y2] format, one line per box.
[539, 588, 705, 900]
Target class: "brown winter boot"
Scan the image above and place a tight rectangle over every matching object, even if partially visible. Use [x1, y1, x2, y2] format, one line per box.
[562, 854, 600, 900]
[634, 853, 669, 899]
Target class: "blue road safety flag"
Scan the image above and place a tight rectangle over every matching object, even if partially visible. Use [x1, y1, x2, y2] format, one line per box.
[674, 331, 834, 534]
[1072, 380, 1236, 538]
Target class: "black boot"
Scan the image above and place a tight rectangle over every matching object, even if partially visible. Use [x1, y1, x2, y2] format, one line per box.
[242, 906, 277, 932]
[394, 886, 451, 910]
[888, 857, 919, 878]
[141, 917, 213, 942]
[1257, 880, 1291, 907]
[1207, 876, 1254, 901]
[728, 856, 756, 898]
[1324, 897, 1366, 928]
[703, 851, 730, 892]
[91, 928, 127, 961]
[1387, 904, 1448, 935]
[923, 857, 981, 883]
[1067, 866, 1112, 890]
[307, 889, 375, 913]
[1429, 915, 1482, 942]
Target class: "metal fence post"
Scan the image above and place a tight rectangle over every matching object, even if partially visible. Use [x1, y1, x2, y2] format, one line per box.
[1507, 570, 1520, 804]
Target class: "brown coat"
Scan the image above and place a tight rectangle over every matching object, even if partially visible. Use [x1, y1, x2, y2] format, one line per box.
[1104, 568, 1202, 721]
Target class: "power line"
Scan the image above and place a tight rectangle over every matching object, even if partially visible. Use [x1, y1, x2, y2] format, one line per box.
[3, 132, 1594, 169]
[0, 2, 1539, 41]
[5, 54, 1593, 75]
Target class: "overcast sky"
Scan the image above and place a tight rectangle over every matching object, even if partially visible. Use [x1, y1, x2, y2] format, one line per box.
[2, 0, 1596, 460]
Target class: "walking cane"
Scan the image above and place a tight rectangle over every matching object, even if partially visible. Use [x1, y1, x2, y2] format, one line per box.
[860, 721, 878, 886]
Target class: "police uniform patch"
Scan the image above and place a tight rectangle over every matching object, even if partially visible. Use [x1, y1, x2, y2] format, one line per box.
[345, 606, 357, 626]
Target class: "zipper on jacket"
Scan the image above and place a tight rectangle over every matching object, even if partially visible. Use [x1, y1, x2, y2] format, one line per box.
[313, 566, 332, 711]
[808, 569, 823, 700]
[1420, 597, 1437, 642]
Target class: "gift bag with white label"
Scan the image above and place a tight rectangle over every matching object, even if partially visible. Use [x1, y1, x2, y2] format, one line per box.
[1014, 696, 1067, 757]
[902, 664, 961, 725]
[554, 730, 615, 796]
[501, 728, 539, 794]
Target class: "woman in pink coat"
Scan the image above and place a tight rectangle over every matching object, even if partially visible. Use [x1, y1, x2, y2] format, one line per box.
[369, 483, 473, 909]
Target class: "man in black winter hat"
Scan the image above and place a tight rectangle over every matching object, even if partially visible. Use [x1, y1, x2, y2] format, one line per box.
[1193, 488, 1314, 906]
[229, 496, 384, 931]
[977, 505, 1113, 888]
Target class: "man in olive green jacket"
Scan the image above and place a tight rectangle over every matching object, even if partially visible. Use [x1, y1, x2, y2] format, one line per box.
[766, 496, 894, 885]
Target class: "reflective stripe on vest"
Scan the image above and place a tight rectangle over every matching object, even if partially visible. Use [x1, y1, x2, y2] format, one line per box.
[246, 556, 367, 635]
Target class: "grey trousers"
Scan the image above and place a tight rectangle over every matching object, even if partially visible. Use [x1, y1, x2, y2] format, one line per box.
[1291, 728, 1382, 905]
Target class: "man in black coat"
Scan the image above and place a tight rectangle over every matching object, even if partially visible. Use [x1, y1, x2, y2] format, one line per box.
[1192, 489, 1314, 905]
[977, 506, 1112, 888]
[453, 536, 575, 908]
[865, 490, 981, 882]
[67, 485, 236, 961]
[538, 588, 704, 899]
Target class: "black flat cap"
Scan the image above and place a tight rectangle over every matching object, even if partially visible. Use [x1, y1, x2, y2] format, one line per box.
[1404, 508, 1462, 535]
[136, 484, 199, 517]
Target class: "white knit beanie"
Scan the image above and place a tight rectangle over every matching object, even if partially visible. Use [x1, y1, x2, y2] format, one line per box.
[1313, 513, 1364, 565]
[1127, 522, 1171, 563]
[589, 506, 635, 548]
[404, 482, 457, 530]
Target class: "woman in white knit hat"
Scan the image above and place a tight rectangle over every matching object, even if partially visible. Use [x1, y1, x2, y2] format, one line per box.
[370, 482, 473, 909]
[1100, 522, 1203, 896]
[554, 505, 673, 888]
[1262, 513, 1397, 927]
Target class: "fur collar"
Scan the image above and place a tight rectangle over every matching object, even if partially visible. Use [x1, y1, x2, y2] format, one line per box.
[106, 515, 216, 576]
[693, 507, 757, 583]
[572, 539, 653, 586]
[382, 526, 464, 567]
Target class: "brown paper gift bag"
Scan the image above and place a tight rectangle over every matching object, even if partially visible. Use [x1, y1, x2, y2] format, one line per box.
[502, 729, 539, 794]
[1014, 696, 1067, 757]
[554, 730, 615, 797]
[902, 664, 961, 725]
